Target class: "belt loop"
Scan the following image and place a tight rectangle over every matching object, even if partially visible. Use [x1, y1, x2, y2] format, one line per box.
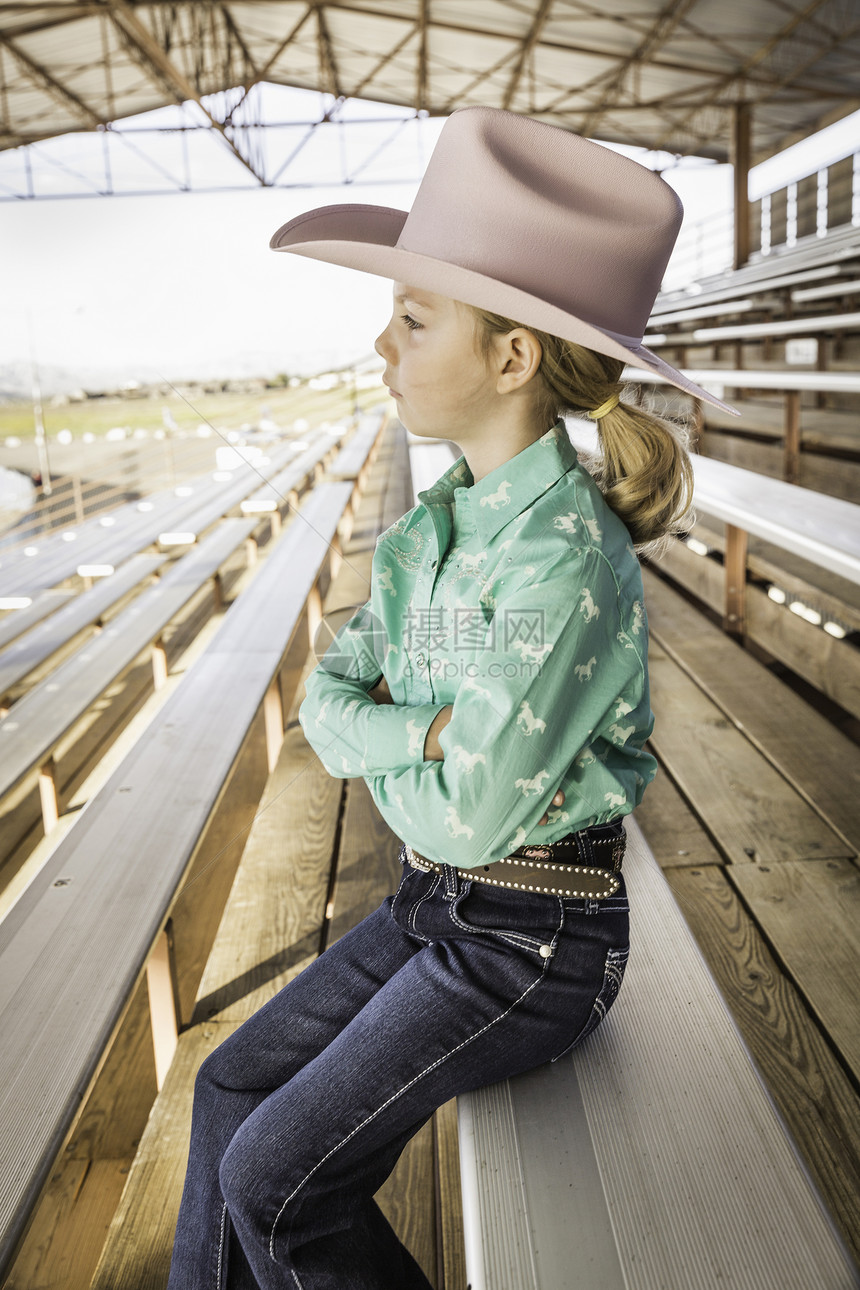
[441, 863, 459, 900]
[575, 827, 597, 867]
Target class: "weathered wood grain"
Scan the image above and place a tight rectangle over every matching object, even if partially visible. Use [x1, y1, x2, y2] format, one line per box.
[631, 750, 725, 869]
[646, 641, 851, 864]
[377, 1120, 439, 1289]
[4, 1157, 131, 1290]
[434, 1098, 467, 1290]
[642, 567, 860, 852]
[746, 582, 860, 719]
[666, 864, 860, 1266]
[89, 1022, 237, 1290]
[729, 858, 860, 1085]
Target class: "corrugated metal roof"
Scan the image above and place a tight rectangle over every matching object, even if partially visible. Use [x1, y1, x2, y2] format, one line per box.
[1, 0, 858, 176]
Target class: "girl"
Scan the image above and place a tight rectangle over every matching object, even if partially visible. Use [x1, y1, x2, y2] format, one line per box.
[168, 107, 734, 1290]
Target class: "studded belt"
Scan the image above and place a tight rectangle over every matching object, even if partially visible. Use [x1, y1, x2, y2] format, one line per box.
[404, 821, 625, 900]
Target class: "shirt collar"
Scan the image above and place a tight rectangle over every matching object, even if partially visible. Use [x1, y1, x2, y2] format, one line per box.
[417, 421, 578, 546]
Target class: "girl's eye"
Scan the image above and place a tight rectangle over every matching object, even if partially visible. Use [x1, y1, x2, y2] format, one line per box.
[401, 313, 422, 331]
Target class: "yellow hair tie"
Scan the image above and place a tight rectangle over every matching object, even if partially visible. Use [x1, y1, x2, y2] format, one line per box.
[586, 394, 621, 420]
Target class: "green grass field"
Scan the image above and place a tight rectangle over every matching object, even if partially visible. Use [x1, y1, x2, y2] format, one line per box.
[0, 379, 388, 441]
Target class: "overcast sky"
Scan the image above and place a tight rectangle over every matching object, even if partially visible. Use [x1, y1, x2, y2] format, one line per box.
[1, 92, 857, 390]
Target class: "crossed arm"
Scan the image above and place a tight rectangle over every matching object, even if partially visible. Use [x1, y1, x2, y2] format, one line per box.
[367, 676, 564, 825]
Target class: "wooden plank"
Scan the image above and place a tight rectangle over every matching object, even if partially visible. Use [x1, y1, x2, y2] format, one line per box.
[666, 864, 860, 1267]
[631, 755, 725, 869]
[0, 590, 76, 652]
[325, 780, 402, 949]
[729, 859, 860, 1084]
[89, 1021, 238, 1290]
[435, 1098, 467, 1290]
[459, 826, 860, 1288]
[0, 553, 165, 699]
[646, 640, 851, 864]
[0, 520, 259, 804]
[746, 582, 860, 719]
[642, 567, 860, 852]
[649, 535, 724, 614]
[376, 1120, 439, 1289]
[3, 1157, 132, 1290]
[191, 696, 340, 1026]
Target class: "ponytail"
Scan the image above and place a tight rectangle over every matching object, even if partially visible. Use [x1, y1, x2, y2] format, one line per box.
[471, 307, 694, 552]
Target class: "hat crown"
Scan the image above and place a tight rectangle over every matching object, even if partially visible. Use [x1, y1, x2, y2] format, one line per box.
[398, 107, 682, 342]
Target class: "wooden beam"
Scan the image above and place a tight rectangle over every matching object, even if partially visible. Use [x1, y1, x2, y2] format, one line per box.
[502, 0, 553, 110]
[724, 523, 748, 638]
[733, 101, 752, 270]
[146, 923, 181, 1090]
[0, 30, 103, 127]
[578, 0, 697, 136]
[105, 0, 267, 184]
[316, 4, 342, 100]
[784, 390, 801, 485]
[416, 0, 428, 110]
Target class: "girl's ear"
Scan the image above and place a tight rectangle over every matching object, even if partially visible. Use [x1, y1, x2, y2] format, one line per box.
[495, 328, 543, 394]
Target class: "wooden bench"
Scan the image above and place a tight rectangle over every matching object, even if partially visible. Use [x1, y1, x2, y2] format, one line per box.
[239, 432, 345, 534]
[0, 480, 362, 1283]
[156, 438, 320, 546]
[0, 550, 167, 706]
[0, 517, 259, 835]
[646, 308, 860, 347]
[458, 818, 858, 1289]
[0, 588, 76, 643]
[82, 416, 466, 1290]
[422, 426, 860, 1282]
[0, 439, 297, 600]
[621, 366, 860, 492]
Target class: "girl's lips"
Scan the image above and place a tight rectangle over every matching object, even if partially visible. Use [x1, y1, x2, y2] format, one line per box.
[386, 387, 402, 398]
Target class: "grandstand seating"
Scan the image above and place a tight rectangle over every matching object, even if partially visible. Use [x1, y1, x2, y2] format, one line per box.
[0, 412, 387, 1284]
[2, 217, 858, 1285]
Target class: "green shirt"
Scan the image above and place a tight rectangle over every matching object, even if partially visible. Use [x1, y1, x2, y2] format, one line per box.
[299, 420, 657, 868]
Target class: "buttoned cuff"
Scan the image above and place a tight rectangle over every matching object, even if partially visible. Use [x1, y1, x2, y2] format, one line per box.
[365, 702, 448, 769]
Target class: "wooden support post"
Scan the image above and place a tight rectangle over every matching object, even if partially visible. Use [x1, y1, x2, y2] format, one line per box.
[263, 677, 285, 773]
[39, 756, 60, 833]
[330, 528, 344, 581]
[724, 524, 748, 638]
[288, 487, 299, 510]
[784, 390, 801, 485]
[152, 636, 168, 690]
[146, 922, 181, 1091]
[72, 475, 84, 525]
[307, 583, 323, 651]
[270, 510, 282, 538]
[732, 102, 751, 271]
[245, 535, 258, 567]
[212, 570, 224, 613]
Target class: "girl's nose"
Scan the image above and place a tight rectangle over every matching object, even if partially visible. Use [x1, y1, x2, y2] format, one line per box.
[375, 320, 394, 362]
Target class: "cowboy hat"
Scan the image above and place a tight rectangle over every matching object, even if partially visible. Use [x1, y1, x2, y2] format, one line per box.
[270, 106, 737, 415]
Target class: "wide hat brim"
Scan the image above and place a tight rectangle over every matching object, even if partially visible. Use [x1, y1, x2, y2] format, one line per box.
[271, 203, 736, 416]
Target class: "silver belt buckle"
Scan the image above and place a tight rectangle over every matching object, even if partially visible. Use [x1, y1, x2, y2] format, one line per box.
[405, 845, 432, 872]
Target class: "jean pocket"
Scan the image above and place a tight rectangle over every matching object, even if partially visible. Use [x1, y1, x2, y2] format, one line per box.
[448, 882, 562, 956]
[551, 944, 629, 1061]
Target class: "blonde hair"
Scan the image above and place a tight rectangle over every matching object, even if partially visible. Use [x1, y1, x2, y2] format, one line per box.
[471, 307, 694, 552]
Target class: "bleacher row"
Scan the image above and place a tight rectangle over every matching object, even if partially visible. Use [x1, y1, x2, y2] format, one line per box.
[0, 411, 385, 1283]
[0, 211, 859, 1290]
[637, 218, 860, 502]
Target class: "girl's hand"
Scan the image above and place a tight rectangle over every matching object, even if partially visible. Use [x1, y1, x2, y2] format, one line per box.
[537, 789, 565, 826]
[423, 705, 453, 760]
[368, 676, 393, 705]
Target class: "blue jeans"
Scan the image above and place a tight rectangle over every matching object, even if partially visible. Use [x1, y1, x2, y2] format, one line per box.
[168, 844, 630, 1289]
